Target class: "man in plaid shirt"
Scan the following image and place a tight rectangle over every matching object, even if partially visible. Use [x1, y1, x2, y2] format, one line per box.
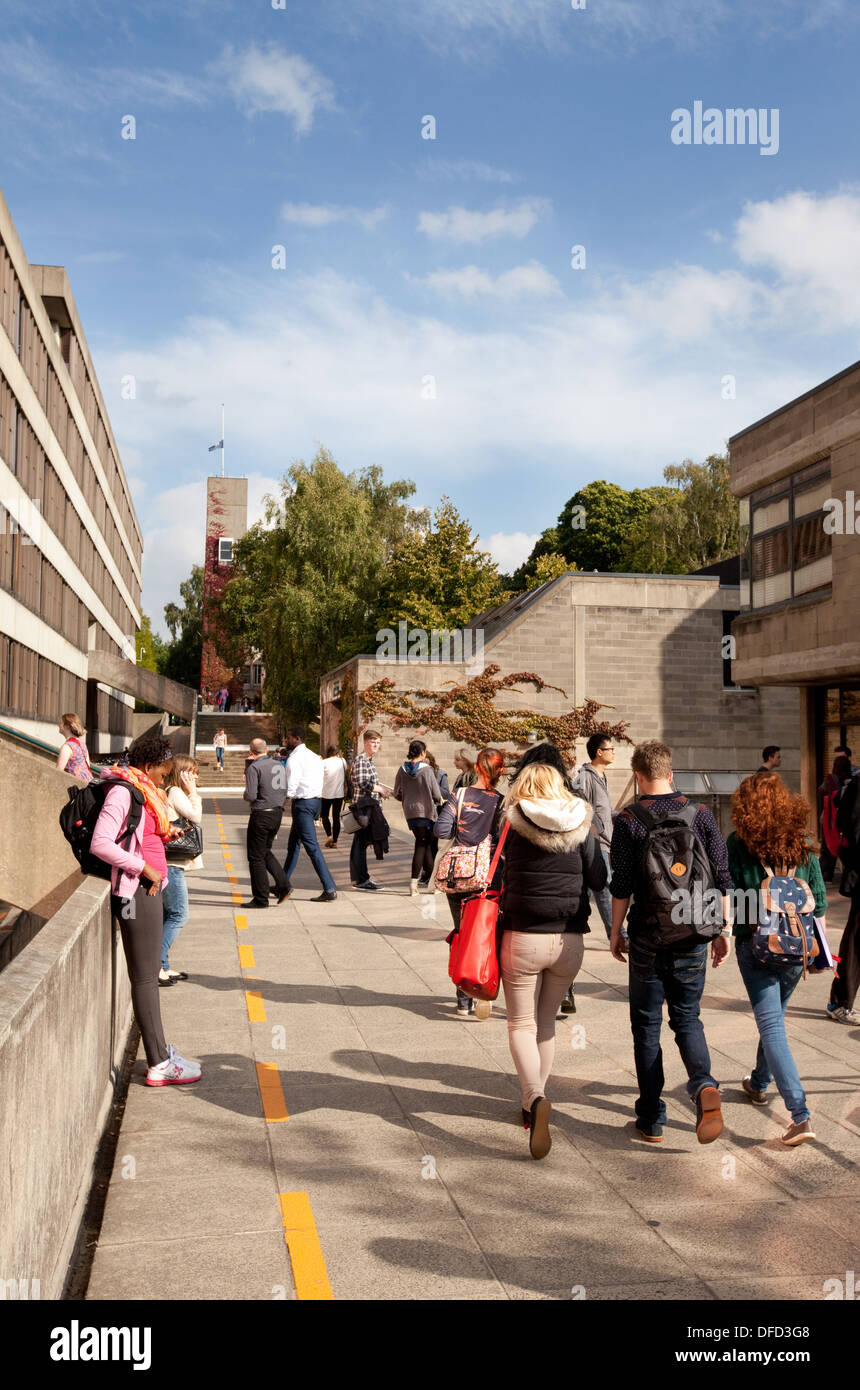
[349, 729, 391, 890]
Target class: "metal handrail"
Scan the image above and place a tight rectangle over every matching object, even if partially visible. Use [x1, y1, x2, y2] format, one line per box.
[0, 720, 62, 759]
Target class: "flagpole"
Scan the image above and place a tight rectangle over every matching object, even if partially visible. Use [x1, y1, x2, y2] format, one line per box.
[221, 402, 225, 478]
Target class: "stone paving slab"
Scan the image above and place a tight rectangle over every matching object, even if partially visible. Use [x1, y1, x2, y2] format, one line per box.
[86, 794, 860, 1302]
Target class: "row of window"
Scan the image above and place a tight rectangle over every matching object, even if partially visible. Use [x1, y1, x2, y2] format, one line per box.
[739, 459, 832, 610]
[0, 240, 143, 587]
[0, 524, 90, 650]
[0, 635, 132, 734]
[0, 371, 137, 634]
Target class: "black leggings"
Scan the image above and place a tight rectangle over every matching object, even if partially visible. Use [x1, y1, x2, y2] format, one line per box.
[411, 824, 436, 880]
[112, 883, 169, 1067]
[321, 797, 343, 843]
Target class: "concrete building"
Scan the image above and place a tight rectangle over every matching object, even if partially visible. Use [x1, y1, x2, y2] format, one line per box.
[730, 359, 860, 815]
[0, 187, 153, 753]
[321, 571, 799, 831]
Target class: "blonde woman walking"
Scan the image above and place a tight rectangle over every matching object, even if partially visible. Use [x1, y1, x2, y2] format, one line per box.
[501, 749, 607, 1158]
[160, 755, 203, 985]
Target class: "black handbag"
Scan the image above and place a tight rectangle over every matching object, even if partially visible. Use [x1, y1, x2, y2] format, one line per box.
[165, 817, 203, 862]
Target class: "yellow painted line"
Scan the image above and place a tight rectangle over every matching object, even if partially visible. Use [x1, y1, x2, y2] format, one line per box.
[279, 1193, 333, 1301]
[234, 913, 248, 931]
[227, 875, 238, 885]
[238, 943, 255, 969]
[257, 1061, 289, 1121]
[231, 893, 243, 905]
[246, 991, 266, 1022]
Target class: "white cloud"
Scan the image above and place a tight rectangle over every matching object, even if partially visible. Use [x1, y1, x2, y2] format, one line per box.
[410, 261, 561, 301]
[417, 199, 549, 243]
[104, 185, 860, 617]
[218, 44, 336, 133]
[480, 531, 540, 574]
[282, 202, 390, 229]
[733, 187, 860, 328]
[418, 158, 517, 184]
[331, 0, 857, 55]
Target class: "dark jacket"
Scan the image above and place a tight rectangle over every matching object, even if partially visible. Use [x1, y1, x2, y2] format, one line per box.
[502, 796, 606, 933]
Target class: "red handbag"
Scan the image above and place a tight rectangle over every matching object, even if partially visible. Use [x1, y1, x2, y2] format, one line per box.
[446, 822, 509, 1001]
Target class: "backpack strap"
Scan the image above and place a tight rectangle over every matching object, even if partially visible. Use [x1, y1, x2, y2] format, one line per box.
[114, 784, 144, 850]
[625, 801, 657, 831]
[452, 787, 466, 838]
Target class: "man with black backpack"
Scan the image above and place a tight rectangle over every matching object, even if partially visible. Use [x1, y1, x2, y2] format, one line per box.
[609, 741, 733, 1145]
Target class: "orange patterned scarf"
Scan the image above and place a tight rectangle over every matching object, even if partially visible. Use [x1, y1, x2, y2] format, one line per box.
[108, 763, 172, 839]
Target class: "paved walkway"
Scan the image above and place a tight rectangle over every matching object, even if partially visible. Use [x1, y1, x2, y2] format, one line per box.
[86, 796, 860, 1301]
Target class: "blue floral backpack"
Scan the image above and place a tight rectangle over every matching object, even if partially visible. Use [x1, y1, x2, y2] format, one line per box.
[753, 866, 819, 977]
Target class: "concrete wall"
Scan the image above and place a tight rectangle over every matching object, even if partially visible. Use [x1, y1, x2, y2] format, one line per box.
[0, 877, 133, 1298]
[0, 733, 87, 914]
[322, 574, 801, 816]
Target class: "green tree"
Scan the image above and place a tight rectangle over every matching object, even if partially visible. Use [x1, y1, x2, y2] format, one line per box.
[511, 526, 561, 589]
[160, 564, 205, 689]
[135, 615, 167, 673]
[526, 552, 578, 589]
[621, 454, 738, 573]
[376, 497, 506, 631]
[555, 480, 666, 572]
[222, 448, 422, 724]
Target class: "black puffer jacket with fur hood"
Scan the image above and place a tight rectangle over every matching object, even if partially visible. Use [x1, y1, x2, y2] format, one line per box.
[502, 795, 608, 932]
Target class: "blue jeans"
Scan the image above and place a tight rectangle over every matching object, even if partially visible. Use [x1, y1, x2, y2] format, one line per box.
[592, 846, 613, 939]
[628, 938, 716, 1126]
[736, 938, 810, 1123]
[161, 865, 189, 971]
[283, 798, 336, 894]
[216, 746, 224, 768]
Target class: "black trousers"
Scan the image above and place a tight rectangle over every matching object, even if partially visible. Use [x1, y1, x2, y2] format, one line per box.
[112, 884, 168, 1067]
[247, 808, 289, 903]
[321, 797, 344, 843]
[831, 893, 860, 1010]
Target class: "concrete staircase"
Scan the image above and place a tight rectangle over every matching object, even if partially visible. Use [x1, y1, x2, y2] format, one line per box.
[195, 712, 280, 781]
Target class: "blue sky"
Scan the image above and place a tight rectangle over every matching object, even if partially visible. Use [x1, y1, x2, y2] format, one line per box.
[3, 0, 860, 632]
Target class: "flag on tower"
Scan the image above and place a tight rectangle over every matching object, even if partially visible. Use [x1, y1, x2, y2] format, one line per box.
[208, 439, 223, 452]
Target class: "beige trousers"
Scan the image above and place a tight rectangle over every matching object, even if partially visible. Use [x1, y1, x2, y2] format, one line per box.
[501, 930, 585, 1110]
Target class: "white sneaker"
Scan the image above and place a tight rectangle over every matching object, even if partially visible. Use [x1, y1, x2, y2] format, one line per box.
[826, 1004, 859, 1025]
[145, 1043, 202, 1086]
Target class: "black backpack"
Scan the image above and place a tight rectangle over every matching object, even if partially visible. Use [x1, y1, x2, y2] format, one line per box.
[59, 779, 144, 880]
[626, 799, 720, 947]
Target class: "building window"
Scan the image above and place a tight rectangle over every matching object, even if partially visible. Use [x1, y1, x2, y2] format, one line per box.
[250, 662, 263, 685]
[218, 537, 233, 565]
[740, 460, 832, 611]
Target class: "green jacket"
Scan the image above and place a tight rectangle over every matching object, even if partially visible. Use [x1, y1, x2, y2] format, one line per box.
[725, 832, 827, 939]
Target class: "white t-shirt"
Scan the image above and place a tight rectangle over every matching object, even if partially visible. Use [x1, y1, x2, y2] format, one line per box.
[321, 755, 347, 799]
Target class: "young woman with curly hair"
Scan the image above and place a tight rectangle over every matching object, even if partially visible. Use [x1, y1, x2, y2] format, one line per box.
[727, 772, 827, 1146]
[91, 734, 202, 1087]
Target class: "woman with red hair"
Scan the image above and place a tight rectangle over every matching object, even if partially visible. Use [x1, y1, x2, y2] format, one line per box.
[435, 748, 506, 1019]
[727, 773, 827, 1146]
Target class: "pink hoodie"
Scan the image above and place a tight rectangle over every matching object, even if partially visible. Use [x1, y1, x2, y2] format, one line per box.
[90, 778, 157, 898]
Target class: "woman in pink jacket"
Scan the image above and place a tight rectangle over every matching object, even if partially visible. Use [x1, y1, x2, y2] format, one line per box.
[91, 734, 201, 1086]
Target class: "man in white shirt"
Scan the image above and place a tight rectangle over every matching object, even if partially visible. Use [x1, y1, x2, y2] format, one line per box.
[281, 726, 337, 901]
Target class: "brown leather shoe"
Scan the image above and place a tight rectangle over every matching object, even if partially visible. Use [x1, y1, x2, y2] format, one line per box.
[695, 1086, 723, 1144]
[781, 1119, 816, 1146]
